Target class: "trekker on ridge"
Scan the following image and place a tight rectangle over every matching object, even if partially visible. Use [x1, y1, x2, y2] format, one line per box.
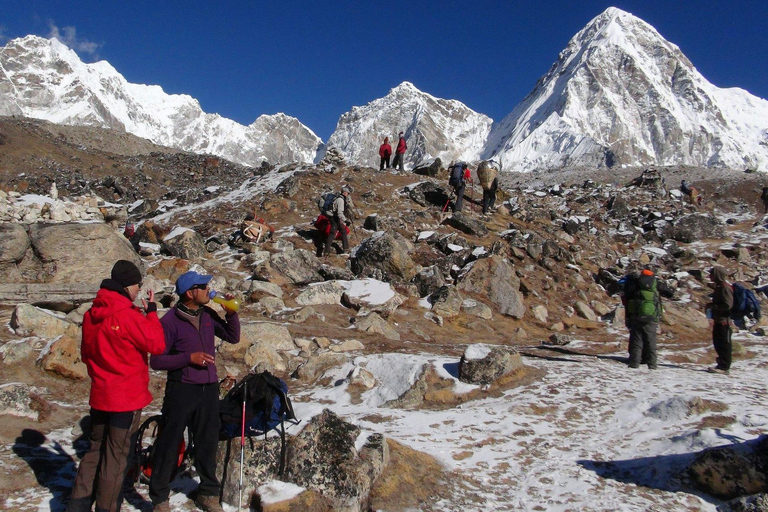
[323, 186, 353, 257]
[379, 137, 392, 170]
[392, 131, 407, 171]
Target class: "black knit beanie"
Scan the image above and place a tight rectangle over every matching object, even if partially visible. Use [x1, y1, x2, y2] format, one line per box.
[111, 260, 142, 288]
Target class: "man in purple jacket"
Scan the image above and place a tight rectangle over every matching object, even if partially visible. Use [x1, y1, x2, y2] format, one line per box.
[148, 271, 240, 512]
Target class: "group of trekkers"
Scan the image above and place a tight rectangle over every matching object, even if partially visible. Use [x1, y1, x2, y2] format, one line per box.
[378, 132, 407, 171]
[620, 264, 757, 376]
[69, 261, 240, 512]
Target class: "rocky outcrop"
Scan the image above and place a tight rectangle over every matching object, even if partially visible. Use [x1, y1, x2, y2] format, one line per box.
[456, 255, 525, 318]
[285, 410, 389, 512]
[351, 232, 418, 282]
[458, 344, 524, 385]
[689, 436, 768, 500]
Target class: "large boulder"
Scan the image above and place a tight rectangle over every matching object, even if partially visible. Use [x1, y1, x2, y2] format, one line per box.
[40, 335, 88, 380]
[270, 250, 324, 285]
[456, 255, 525, 318]
[11, 304, 80, 339]
[26, 222, 140, 286]
[219, 322, 295, 362]
[352, 232, 418, 282]
[161, 227, 207, 259]
[668, 213, 726, 243]
[295, 281, 347, 306]
[412, 265, 446, 297]
[689, 437, 768, 500]
[0, 223, 31, 281]
[458, 344, 524, 385]
[407, 181, 450, 208]
[341, 279, 405, 317]
[429, 286, 463, 318]
[285, 410, 389, 512]
[443, 212, 489, 237]
[354, 312, 400, 341]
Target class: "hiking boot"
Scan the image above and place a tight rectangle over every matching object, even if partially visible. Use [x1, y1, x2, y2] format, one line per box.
[194, 494, 225, 512]
[153, 502, 171, 512]
[707, 366, 730, 375]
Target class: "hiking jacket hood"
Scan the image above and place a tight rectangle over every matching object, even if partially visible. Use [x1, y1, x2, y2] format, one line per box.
[396, 136, 407, 154]
[151, 305, 240, 384]
[82, 281, 166, 411]
[379, 142, 392, 157]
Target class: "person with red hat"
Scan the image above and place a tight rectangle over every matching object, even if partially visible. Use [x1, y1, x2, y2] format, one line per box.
[622, 268, 673, 370]
[68, 260, 166, 512]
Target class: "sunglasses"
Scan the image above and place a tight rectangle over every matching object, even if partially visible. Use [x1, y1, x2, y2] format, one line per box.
[190, 284, 209, 291]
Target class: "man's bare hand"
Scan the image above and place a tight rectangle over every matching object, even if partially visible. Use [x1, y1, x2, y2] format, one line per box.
[191, 352, 215, 367]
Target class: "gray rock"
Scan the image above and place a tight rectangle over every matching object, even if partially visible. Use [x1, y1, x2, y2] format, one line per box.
[575, 301, 597, 322]
[689, 437, 768, 500]
[668, 213, 726, 243]
[351, 231, 418, 282]
[412, 265, 446, 297]
[458, 344, 523, 385]
[161, 228, 207, 259]
[291, 353, 348, 383]
[545, 333, 572, 346]
[285, 410, 388, 512]
[461, 299, 493, 320]
[456, 255, 525, 319]
[0, 382, 45, 420]
[248, 280, 283, 298]
[219, 322, 294, 361]
[295, 281, 347, 306]
[531, 305, 548, 323]
[355, 312, 400, 341]
[11, 304, 79, 339]
[270, 249, 324, 285]
[0, 339, 35, 364]
[444, 211, 489, 237]
[430, 285, 463, 318]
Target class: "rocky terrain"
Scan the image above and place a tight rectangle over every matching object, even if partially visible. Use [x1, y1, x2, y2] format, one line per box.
[2, 118, 768, 511]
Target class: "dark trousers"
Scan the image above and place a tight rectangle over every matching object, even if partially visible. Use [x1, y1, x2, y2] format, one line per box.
[149, 381, 221, 505]
[323, 215, 349, 255]
[392, 152, 405, 171]
[379, 156, 390, 170]
[628, 320, 658, 369]
[713, 321, 732, 369]
[482, 178, 498, 214]
[67, 409, 142, 512]
[453, 183, 465, 212]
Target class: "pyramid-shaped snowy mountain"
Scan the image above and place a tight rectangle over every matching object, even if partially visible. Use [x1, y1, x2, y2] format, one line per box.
[326, 82, 492, 169]
[483, 7, 768, 173]
[0, 35, 322, 166]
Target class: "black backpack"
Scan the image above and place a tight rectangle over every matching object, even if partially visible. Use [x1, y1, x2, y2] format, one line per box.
[219, 371, 299, 475]
[449, 164, 464, 187]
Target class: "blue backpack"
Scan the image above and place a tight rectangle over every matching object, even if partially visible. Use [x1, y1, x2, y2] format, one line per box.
[449, 163, 464, 187]
[731, 283, 761, 321]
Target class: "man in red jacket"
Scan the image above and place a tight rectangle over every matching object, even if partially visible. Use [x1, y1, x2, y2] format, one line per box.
[378, 137, 392, 170]
[67, 260, 166, 512]
[391, 131, 407, 171]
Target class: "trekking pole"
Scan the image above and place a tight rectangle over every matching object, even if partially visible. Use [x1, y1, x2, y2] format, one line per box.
[238, 384, 246, 512]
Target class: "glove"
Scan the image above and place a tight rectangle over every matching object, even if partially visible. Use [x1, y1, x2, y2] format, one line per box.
[344, 220, 351, 226]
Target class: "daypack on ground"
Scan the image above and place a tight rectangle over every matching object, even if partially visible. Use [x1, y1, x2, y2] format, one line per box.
[132, 414, 187, 484]
[732, 283, 761, 321]
[449, 164, 465, 187]
[317, 192, 337, 213]
[623, 273, 661, 321]
[219, 371, 299, 475]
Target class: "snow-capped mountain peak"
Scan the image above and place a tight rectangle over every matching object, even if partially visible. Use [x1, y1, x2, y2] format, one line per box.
[0, 35, 322, 166]
[482, 7, 768, 173]
[326, 81, 492, 169]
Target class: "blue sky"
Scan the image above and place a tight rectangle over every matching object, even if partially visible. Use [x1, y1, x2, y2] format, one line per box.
[3, 1, 768, 141]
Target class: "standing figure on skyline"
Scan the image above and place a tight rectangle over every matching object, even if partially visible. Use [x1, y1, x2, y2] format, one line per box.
[378, 137, 392, 170]
[391, 131, 407, 171]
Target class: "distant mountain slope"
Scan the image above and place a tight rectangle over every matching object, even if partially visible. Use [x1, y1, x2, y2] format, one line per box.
[482, 7, 768, 173]
[326, 82, 492, 168]
[0, 35, 322, 166]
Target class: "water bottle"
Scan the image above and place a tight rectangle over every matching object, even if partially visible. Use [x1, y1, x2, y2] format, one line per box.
[208, 291, 240, 312]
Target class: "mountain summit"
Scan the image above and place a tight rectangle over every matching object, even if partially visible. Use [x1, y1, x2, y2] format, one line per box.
[483, 7, 768, 172]
[0, 35, 322, 166]
[326, 81, 492, 169]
